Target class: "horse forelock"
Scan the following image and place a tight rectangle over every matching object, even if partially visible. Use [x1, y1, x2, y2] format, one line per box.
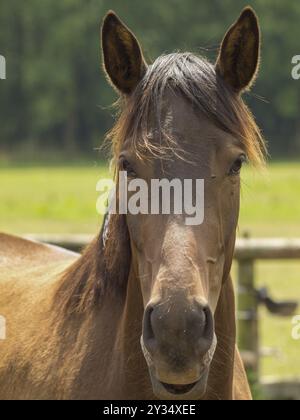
[106, 52, 266, 168]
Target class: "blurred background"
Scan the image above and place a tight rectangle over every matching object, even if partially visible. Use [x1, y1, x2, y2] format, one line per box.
[0, 0, 300, 399]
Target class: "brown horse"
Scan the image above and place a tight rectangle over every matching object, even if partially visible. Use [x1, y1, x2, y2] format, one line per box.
[0, 7, 266, 400]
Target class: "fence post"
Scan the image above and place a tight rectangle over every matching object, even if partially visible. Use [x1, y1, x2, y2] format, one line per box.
[237, 257, 259, 384]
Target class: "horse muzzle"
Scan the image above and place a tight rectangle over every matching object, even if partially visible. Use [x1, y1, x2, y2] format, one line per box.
[141, 334, 217, 399]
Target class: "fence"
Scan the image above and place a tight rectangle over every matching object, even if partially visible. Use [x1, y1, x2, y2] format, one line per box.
[26, 234, 300, 399]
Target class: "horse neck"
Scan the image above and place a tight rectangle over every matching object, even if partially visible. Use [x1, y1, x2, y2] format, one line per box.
[113, 261, 154, 398]
[205, 276, 236, 400]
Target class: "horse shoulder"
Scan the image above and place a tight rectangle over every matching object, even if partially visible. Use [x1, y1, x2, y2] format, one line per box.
[0, 233, 81, 399]
[0, 232, 78, 300]
[0, 233, 78, 268]
[0, 232, 80, 324]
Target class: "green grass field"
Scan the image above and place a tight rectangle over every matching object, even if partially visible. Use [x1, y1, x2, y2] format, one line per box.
[1, 161, 300, 380]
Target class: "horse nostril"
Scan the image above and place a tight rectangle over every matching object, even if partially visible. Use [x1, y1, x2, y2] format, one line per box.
[198, 307, 207, 329]
[195, 302, 214, 343]
[143, 304, 155, 351]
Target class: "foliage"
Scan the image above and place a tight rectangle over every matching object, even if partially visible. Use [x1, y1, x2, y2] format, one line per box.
[0, 0, 299, 157]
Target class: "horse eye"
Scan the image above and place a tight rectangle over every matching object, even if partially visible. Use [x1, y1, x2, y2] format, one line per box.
[229, 155, 247, 176]
[120, 159, 137, 178]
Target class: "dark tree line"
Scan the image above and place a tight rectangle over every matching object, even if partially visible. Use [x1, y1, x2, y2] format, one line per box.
[0, 0, 299, 158]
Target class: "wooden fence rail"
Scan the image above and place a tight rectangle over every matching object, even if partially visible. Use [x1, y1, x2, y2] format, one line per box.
[25, 234, 300, 259]
[25, 234, 300, 399]
[235, 239, 300, 380]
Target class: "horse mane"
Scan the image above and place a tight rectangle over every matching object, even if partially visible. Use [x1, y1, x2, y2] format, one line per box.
[54, 52, 266, 316]
[53, 213, 131, 316]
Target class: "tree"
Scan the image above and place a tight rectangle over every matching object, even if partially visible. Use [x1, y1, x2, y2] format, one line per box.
[0, 0, 299, 158]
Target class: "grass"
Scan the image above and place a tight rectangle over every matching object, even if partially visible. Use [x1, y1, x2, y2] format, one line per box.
[0, 162, 110, 234]
[239, 162, 300, 238]
[0, 160, 300, 381]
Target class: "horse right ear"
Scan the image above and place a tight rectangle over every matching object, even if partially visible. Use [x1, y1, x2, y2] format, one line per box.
[216, 7, 260, 93]
[101, 11, 147, 95]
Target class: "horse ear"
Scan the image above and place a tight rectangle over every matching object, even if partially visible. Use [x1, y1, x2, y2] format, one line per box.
[101, 11, 147, 95]
[216, 7, 260, 93]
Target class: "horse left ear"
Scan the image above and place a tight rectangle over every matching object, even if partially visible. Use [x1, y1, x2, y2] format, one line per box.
[216, 7, 260, 93]
[101, 11, 147, 95]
